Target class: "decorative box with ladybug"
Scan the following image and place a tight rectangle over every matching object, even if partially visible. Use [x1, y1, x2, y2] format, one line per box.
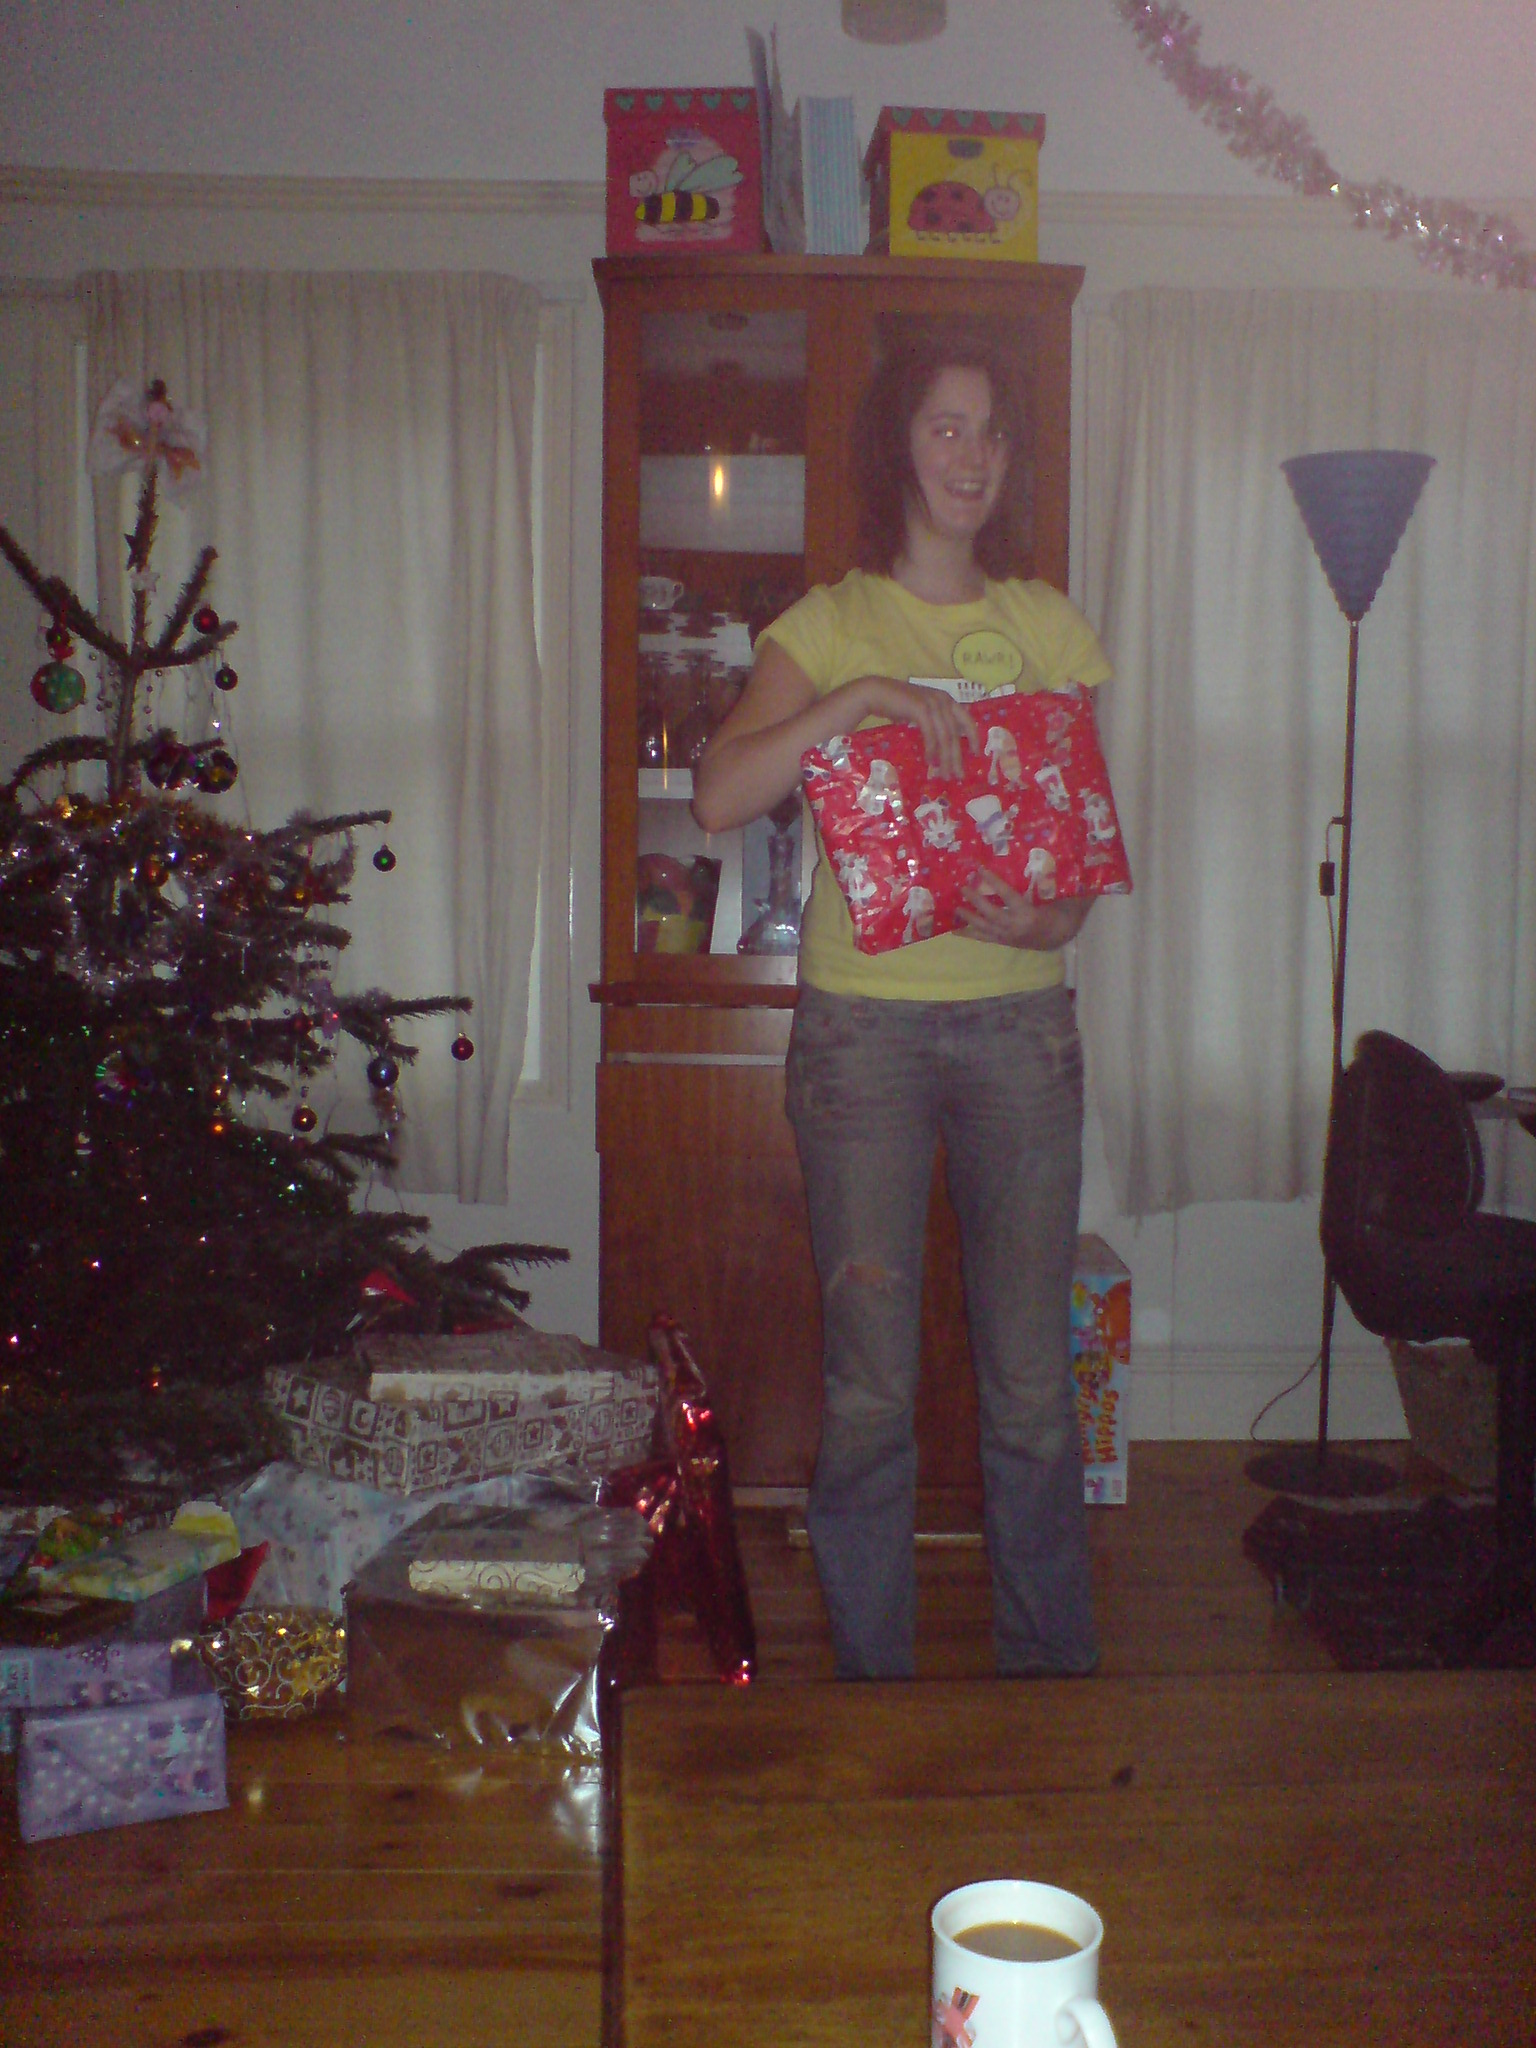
[864, 106, 1044, 264]
[604, 88, 765, 256]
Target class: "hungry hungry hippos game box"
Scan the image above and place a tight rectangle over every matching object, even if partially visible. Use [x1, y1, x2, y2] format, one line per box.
[1072, 1235, 1132, 1506]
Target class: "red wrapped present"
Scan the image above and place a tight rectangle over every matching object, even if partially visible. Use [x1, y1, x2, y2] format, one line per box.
[801, 684, 1130, 955]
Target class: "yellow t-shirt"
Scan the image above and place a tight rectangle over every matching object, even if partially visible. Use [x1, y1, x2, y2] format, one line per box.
[762, 570, 1114, 1001]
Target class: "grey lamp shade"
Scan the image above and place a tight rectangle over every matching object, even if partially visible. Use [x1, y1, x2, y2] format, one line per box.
[1282, 450, 1434, 623]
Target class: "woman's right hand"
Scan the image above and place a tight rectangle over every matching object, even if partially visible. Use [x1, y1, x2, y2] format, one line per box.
[851, 675, 977, 782]
[692, 646, 978, 834]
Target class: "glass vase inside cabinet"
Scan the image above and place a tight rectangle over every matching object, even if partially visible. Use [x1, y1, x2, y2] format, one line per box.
[633, 304, 811, 965]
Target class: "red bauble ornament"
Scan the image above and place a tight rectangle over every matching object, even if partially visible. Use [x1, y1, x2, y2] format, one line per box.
[194, 605, 221, 634]
[145, 739, 190, 790]
[373, 844, 396, 872]
[30, 661, 86, 714]
[214, 664, 239, 691]
[451, 1034, 475, 1061]
[292, 1103, 318, 1134]
[193, 746, 239, 794]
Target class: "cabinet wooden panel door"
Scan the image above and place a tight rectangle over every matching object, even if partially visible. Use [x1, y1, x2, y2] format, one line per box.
[592, 255, 1084, 1493]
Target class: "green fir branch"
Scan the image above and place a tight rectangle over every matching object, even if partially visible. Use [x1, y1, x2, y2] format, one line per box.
[443, 1242, 571, 1275]
[0, 522, 131, 671]
[275, 808, 394, 842]
[3, 736, 114, 798]
[147, 544, 220, 660]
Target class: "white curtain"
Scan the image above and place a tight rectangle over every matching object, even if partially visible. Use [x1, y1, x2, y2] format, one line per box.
[1079, 288, 1536, 1218]
[0, 283, 82, 774]
[82, 271, 544, 1203]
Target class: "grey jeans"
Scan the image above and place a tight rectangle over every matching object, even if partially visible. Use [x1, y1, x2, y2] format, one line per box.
[785, 982, 1094, 1679]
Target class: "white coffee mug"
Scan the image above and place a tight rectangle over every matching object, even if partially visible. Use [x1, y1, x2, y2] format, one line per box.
[638, 575, 685, 612]
[931, 1880, 1116, 2048]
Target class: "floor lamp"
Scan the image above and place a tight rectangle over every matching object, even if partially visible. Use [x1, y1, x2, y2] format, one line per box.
[1247, 448, 1435, 1501]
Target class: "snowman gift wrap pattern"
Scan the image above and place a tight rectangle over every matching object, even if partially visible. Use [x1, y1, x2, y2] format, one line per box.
[801, 684, 1130, 956]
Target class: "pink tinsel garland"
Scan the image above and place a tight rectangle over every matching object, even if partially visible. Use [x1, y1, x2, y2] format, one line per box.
[1113, 0, 1536, 289]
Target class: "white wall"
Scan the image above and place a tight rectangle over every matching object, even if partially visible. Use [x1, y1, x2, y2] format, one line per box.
[4, 0, 1533, 1439]
[4, 1, 1534, 198]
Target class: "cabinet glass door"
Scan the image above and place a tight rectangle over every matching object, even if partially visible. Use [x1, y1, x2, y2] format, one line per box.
[634, 306, 811, 961]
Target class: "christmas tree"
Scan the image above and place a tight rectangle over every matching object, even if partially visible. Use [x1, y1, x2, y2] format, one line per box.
[0, 380, 564, 1501]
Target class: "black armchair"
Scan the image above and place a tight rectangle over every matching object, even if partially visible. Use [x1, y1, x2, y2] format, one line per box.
[1321, 1029, 1536, 1658]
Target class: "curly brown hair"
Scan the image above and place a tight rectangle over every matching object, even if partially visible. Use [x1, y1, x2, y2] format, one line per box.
[850, 324, 1031, 579]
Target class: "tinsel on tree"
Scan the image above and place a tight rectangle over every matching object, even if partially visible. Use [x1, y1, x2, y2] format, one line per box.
[0, 380, 564, 1499]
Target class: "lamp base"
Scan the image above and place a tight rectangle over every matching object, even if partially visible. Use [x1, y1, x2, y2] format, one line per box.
[1245, 1444, 1400, 1500]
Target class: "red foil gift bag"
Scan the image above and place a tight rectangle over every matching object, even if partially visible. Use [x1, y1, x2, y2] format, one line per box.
[801, 684, 1130, 955]
[602, 1315, 756, 1686]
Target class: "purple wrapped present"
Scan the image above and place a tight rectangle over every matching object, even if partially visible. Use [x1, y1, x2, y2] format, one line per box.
[17, 1658, 227, 1842]
[1, 1636, 177, 1713]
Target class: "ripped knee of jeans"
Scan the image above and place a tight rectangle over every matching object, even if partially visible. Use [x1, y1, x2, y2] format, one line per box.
[827, 1254, 905, 1299]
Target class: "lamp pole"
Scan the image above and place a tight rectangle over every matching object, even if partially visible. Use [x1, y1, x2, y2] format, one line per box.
[1248, 448, 1433, 1502]
[1313, 616, 1360, 1472]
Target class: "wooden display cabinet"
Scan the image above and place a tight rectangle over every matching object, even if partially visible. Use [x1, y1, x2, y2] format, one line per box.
[592, 254, 1084, 1494]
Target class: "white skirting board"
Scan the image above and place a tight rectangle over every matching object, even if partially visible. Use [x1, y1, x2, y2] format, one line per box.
[734, 1343, 1410, 1509]
[1127, 1341, 1407, 1443]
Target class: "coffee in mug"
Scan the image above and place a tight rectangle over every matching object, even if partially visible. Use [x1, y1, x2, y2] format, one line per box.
[954, 1920, 1081, 1964]
[931, 1880, 1115, 2047]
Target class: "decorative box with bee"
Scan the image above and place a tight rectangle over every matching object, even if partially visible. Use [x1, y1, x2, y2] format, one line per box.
[864, 106, 1045, 263]
[604, 88, 765, 256]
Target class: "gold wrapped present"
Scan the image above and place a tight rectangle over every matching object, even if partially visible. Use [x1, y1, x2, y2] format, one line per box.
[197, 1607, 347, 1721]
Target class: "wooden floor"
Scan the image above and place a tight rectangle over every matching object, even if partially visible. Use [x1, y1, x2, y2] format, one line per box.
[3, 1442, 1473, 2048]
[620, 1663, 1536, 2048]
[671, 1439, 1354, 1687]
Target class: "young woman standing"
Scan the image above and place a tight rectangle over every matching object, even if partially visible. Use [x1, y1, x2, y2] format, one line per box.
[692, 327, 1113, 1679]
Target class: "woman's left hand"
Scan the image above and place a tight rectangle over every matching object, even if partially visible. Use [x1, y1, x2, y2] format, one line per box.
[957, 872, 1094, 951]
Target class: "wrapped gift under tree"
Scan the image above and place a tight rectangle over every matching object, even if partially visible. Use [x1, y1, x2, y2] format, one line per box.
[262, 1328, 662, 1497]
[16, 1655, 226, 1843]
